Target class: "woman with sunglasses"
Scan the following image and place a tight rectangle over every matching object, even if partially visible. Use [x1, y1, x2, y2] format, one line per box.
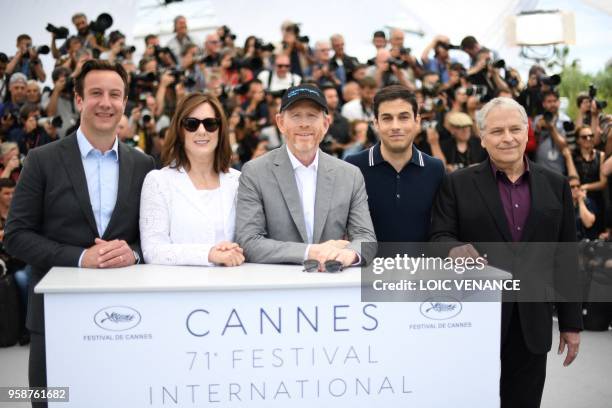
[573, 124, 607, 239]
[139, 92, 244, 266]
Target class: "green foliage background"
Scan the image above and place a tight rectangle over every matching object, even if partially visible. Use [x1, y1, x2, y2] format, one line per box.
[548, 45, 611, 119]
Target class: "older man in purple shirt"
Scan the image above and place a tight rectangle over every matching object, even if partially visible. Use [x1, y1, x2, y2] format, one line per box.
[431, 97, 582, 408]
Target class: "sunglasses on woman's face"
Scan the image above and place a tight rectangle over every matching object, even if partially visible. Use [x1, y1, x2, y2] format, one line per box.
[182, 117, 220, 132]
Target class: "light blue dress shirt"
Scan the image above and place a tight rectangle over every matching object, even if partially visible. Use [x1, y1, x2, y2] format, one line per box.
[76, 128, 119, 266]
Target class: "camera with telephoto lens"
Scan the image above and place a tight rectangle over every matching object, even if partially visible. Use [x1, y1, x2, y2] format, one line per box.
[118, 45, 136, 59]
[254, 38, 275, 52]
[543, 111, 554, 123]
[134, 72, 158, 83]
[540, 74, 561, 87]
[30, 45, 50, 55]
[168, 69, 196, 88]
[563, 120, 576, 140]
[89, 13, 113, 34]
[46, 24, 69, 39]
[436, 42, 461, 51]
[51, 115, 63, 128]
[387, 57, 408, 69]
[286, 24, 309, 43]
[589, 84, 608, 110]
[219, 25, 236, 42]
[465, 84, 492, 104]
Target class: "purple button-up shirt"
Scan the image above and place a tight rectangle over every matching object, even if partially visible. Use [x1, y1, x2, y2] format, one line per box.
[491, 159, 531, 242]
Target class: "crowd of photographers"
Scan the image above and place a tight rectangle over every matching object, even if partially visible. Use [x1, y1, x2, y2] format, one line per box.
[0, 14, 610, 227]
[0, 12, 611, 265]
[0, 11, 610, 343]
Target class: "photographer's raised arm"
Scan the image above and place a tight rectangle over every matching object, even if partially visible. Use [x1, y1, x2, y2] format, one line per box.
[420, 37, 438, 65]
[5, 50, 22, 75]
[490, 67, 510, 93]
[50, 33, 61, 60]
[155, 71, 174, 118]
[46, 76, 66, 117]
[561, 147, 578, 179]
[591, 100, 601, 146]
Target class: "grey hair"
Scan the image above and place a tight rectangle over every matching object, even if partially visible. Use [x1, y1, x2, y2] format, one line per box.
[476, 97, 528, 132]
[1, 142, 19, 156]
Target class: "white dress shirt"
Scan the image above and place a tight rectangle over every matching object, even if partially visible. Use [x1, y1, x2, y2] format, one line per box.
[286, 146, 361, 265]
[286, 146, 319, 260]
[76, 128, 119, 266]
[139, 166, 240, 266]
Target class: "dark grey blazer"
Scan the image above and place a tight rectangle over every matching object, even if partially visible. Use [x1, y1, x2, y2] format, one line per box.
[4, 133, 155, 333]
[235, 147, 377, 265]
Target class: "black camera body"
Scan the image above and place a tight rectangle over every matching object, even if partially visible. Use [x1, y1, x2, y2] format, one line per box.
[254, 38, 275, 53]
[89, 13, 113, 34]
[30, 45, 50, 55]
[589, 84, 608, 110]
[387, 57, 408, 69]
[46, 24, 69, 39]
[539, 74, 561, 88]
[543, 111, 554, 123]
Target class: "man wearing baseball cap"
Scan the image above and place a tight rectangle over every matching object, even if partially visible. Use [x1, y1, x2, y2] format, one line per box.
[0, 73, 28, 133]
[236, 84, 377, 271]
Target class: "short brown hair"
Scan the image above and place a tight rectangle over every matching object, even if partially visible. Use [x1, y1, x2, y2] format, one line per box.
[74, 59, 129, 99]
[576, 124, 593, 138]
[162, 93, 231, 173]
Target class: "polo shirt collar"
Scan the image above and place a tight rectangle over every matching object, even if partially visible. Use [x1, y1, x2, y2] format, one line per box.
[77, 127, 119, 161]
[368, 142, 424, 168]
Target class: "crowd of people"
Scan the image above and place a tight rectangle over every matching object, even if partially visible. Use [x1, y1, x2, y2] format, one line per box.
[0, 10, 609, 408]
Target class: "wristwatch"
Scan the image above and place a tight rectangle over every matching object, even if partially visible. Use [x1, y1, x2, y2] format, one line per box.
[133, 250, 141, 264]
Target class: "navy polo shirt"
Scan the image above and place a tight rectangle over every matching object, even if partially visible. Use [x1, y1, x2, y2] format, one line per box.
[346, 143, 445, 242]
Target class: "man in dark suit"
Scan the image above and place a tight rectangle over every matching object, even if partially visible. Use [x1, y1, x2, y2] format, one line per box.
[5, 59, 155, 407]
[430, 97, 582, 408]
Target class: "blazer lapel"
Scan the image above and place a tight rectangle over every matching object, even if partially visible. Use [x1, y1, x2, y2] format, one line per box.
[60, 135, 98, 236]
[473, 160, 513, 243]
[103, 142, 134, 239]
[520, 163, 543, 243]
[313, 152, 335, 243]
[272, 148, 309, 243]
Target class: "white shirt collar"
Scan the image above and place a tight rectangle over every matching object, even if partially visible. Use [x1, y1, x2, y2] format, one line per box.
[76, 127, 119, 161]
[286, 145, 319, 171]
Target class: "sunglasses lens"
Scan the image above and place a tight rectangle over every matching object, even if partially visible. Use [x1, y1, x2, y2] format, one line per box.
[325, 260, 343, 273]
[203, 118, 220, 132]
[182, 118, 199, 132]
[303, 260, 319, 272]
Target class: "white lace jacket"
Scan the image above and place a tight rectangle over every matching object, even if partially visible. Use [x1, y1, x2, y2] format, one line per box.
[139, 166, 240, 265]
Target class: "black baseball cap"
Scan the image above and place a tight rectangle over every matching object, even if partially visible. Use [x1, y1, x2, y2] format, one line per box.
[280, 84, 328, 113]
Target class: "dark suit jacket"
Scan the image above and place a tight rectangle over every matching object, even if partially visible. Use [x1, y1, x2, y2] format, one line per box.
[4, 133, 155, 334]
[430, 158, 582, 354]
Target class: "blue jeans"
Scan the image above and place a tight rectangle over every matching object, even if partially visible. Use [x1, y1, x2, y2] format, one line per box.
[13, 264, 31, 323]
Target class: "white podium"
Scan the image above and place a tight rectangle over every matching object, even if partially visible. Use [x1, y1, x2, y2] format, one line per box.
[36, 263, 508, 407]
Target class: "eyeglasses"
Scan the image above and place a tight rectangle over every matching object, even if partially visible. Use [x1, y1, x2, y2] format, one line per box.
[570, 185, 581, 189]
[579, 134, 594, 140]
[182, 117, 220, 132]
[302, 259, 344, 273]
[276, 64, 290, 68]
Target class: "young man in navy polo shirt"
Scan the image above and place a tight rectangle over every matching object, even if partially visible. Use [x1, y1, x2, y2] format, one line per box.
[345, 85, 444, 242]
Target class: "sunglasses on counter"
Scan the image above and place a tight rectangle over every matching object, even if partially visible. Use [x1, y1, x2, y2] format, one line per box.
[182, 117, 220, 132]
[302, 259, 344, 273]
